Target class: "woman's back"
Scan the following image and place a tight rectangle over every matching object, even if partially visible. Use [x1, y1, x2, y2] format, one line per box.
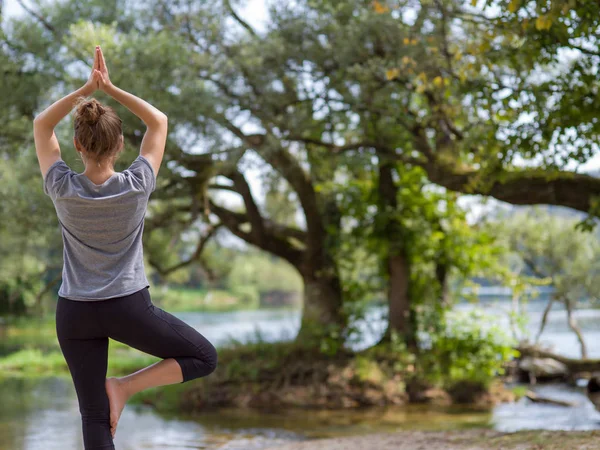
[44, 154, 156, 301]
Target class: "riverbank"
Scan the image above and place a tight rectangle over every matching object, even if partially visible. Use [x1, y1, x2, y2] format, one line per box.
[0, 312, 520, 411]
[152, 285, 302, 312]
[263, 430, 600, 450]
[132, 338, 519, 412]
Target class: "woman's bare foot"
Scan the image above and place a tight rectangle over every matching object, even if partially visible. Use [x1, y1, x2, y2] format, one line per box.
[105, 377, 130, 438]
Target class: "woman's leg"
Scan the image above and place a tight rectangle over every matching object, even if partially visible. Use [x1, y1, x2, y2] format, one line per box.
[96, 287, 218, 435]
[56, 297, 114, 450]
[104, 357, 184, 436]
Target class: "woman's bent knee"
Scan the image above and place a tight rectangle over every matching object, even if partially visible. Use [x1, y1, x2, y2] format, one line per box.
[205, 343, 218, 374]
[196, 341, 218, 375]
[178, 342, 218, 382]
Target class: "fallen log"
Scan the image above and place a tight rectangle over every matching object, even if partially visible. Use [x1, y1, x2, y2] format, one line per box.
[524, 390, 577, 407]
[516, 345, 600, 374]
[518, 356, 568, 381]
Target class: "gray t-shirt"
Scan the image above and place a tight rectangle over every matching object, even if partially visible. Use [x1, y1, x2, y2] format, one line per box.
[43, 154, 156, 301]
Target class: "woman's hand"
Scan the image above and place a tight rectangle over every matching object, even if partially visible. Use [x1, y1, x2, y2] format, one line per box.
[82, 47, 101, 96]
[94, 46, 113, 92]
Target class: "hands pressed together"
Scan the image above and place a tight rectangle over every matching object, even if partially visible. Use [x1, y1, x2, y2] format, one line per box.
[83, 46, 113, 95]
[78, 44, 167, 134]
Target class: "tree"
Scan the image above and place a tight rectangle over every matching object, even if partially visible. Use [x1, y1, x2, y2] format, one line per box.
[491, 208, 600, 358]
[5, 0, 591, 347]
[2, 0, 349, 338]
[271, 0, 600, 215]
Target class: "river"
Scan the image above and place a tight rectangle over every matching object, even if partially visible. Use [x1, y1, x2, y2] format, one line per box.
[1, 296, 600, 449]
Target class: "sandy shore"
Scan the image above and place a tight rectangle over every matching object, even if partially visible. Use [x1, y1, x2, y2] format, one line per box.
[262, 430, 600, 450]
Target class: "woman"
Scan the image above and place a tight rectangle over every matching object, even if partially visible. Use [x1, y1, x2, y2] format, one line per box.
[34, 46, 218, 449]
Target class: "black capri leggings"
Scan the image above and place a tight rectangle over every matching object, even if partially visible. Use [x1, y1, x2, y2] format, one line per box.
[55, 286, 218, 450]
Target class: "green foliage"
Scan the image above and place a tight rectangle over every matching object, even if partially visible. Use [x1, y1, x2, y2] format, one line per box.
[216, 330, 327, 381]
[419, 310, 519, 388]
[4, 0, 598, 358]
[354, 355, 385, 384]
[0, 320, 160, 377]
[490, 208, 600, 305]
[292, 319, 350, 356]
[0, 348, 67, 374]
[511, 385, 529, 400]
[360, 330, 417, 373]
[226, 250, 303, 294]
[154, 286, 258, 313]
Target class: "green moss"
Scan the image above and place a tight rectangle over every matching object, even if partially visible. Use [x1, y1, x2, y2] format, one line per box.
[354, 356, 385, 384]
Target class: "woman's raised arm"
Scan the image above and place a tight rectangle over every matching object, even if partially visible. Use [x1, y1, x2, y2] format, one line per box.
[34, 49, 100, 178]
[95, 46, 167, 177]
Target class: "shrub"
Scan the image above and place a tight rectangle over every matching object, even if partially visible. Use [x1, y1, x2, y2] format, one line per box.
[420, 309, 518, 388]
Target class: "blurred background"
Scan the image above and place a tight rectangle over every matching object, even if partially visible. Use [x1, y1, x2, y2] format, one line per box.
[2, 0, 600, 449]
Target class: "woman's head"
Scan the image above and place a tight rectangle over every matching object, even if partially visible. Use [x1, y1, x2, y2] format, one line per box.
[73, 97, 123, 167]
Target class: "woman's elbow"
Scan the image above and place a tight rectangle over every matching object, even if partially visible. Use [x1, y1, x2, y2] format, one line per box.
[32, 115, 43, 128]
[157, 112, 168, 126]
[33, 114, 51, 133]
[149, 112, 168, 129]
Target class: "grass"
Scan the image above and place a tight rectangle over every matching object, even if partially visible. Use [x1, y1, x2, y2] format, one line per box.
[0, 340, 163, 378]
[0, 348, 66, 374]
[152, 286, 260, 312]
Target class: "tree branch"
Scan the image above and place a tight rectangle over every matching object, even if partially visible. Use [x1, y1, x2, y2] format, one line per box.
[224, 169, 267, 246]
[208, 117, 323, 237]
[223, 0, 258, 38]
[209, 200, 305, 266]
[149, 225, 222, 277]
[420, 161, 600, 214]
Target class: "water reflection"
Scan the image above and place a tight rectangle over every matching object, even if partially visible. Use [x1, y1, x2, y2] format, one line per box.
[3, 297, 600, 449]
[494, 385, 600, 431]
[0, 376, 304, 450]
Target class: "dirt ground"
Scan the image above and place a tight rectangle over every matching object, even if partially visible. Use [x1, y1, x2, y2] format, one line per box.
[262, 430, 600, 450]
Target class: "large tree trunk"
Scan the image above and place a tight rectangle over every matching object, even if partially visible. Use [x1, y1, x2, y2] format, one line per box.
[377, 251, 418, 349]
[209, 198, 346, 341]
[298, 269, 344, 338]
[376, 160, 416, 347]
[383, 251, 416, 347]
[435, 260, 450, 308]
[388, 252, 410, 335]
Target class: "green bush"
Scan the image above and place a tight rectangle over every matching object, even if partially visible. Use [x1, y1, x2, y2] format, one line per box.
[420, 309, 518, 388]
[0, 348, 66, 374]
[230, 285, 260, 309]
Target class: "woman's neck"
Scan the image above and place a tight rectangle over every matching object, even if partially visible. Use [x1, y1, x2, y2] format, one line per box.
[82, 166, 116, 184]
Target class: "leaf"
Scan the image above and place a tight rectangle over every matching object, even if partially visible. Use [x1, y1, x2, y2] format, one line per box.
[535, 14, 553, 30]
[401, 56, 414, 65]
[433, 76, 444, 88]
[471, 0, 477, 6]
[508, 0, 520, 13]
[385, 68, 400, 80]
[373, 1, 390, 14]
